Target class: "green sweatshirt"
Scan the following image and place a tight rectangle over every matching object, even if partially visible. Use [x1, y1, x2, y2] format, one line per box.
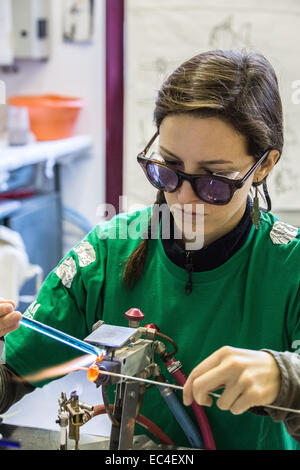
[3, 206, 300, 450]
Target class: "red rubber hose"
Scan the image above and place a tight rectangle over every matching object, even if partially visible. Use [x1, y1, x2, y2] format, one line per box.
[92, 404, 174, 446]
[165, 359, 216, 450]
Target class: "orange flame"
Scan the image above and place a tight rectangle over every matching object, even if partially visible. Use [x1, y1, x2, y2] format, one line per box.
[96, 353, 104, 363]
[14, 355, 94, 384]
[12, 350, 105, 385]
[87, 364, 100, 383]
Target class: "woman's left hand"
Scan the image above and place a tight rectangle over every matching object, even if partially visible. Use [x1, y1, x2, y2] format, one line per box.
[182, 346, 281, 414]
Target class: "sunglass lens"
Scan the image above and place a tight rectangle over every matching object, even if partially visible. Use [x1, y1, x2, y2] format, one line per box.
[147, 163, 179, 191]
[194, 177, 231, 204]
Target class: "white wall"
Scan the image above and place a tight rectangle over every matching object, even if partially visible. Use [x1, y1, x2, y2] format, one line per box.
[0, 0, 106, 227]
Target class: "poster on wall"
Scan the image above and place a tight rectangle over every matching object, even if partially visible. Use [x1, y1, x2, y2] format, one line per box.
[62, 0, 95, 43]
[124, 0, 300, 212]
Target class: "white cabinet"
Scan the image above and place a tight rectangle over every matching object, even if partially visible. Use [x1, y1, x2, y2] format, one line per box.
[11, 0, 51, 60]
[0, 0, 13, 66]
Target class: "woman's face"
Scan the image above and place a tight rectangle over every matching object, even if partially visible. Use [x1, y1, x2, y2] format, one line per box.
[159, 114, 269, 248]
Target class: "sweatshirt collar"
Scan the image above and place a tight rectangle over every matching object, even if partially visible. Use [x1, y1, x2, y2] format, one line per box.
[161, 195, 253, 273]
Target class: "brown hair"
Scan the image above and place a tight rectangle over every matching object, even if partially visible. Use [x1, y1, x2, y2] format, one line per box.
[122, 49, 283, 289]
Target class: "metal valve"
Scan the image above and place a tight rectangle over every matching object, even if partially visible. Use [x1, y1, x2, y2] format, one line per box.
[125, 308, 145, 328]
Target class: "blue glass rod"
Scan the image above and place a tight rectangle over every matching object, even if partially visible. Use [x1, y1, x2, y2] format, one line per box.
[20, 316, 104, 358]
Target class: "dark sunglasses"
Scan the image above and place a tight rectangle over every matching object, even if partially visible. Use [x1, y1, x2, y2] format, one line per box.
[137, 131, 270, 205]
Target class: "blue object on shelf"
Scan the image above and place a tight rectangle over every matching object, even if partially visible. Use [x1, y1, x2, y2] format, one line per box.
[62, 205, 92, 234]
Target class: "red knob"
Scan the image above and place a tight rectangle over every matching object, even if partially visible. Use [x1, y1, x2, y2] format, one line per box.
[125, 308, 144, 325]
[144, 323, 160, 332]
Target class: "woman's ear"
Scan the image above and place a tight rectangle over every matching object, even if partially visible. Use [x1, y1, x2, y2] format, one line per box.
[254, 149, 280, 182]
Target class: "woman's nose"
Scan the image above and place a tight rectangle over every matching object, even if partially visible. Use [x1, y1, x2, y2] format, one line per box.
[176, 180, 199, 204]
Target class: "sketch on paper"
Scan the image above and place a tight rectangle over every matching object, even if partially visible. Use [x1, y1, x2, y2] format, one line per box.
[209, 15, 253, 50]
[125, 0, 300, 210]
[270, 122, 300, 197]
[272, 165, 298, 197]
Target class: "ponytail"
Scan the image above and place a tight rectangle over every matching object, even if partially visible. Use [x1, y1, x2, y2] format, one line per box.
[122, 190, 166, 290]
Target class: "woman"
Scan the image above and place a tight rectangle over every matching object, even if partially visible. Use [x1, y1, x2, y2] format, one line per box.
[1, 49, 300, 450]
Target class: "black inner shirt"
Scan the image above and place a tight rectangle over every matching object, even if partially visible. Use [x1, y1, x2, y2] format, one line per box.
[161, 195, 254, 294]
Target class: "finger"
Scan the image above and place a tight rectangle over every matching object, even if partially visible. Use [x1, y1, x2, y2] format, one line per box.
[0, 298, 16, 308]
[0, 311, 22, 336]
[229, 394, 252, 415]
[229, 386, 266, 415]
[184, 346, 238, 392]
[183, 373, 199, 406]
[184, 365, 229, 406]
[183, 385, 213, 407]
[183, 349, 227, 405]
[188, 349, 226, 381]
[190, 366, 232, 406]
[0, 303, 15, 317]
[216, 382, 245, 411]
[0, 323, 20, 337]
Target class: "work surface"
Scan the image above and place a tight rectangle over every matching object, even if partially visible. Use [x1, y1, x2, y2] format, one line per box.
[0, 423, 191, 451]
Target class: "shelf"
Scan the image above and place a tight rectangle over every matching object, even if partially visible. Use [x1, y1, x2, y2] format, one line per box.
[0, 199, 22, 219]
[0, 135, 93, 172]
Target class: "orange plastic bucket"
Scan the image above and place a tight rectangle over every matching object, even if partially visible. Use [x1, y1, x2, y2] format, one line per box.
[7, 94, 84, 141]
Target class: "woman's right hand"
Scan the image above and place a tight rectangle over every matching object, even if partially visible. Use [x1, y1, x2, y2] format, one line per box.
[0, 298, 22, 337]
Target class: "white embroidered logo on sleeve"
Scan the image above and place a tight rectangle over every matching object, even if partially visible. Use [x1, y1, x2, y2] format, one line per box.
[24, 301, 41, 319]
[73, 241, 96, 267]
[270, 221, 298, 245]
[55, 257, 77, 288]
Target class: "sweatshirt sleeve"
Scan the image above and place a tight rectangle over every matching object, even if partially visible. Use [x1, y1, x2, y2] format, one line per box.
[0, 363, 35, 414]
[257, 350, 300, 443]
[1, 226, 107, 388]
[250, 302, 300, 444]
[251, 275, 300, 443]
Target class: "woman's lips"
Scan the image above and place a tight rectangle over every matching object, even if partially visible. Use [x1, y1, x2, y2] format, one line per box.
[172, 207, 207, 216]
[184, 212, 207, 216]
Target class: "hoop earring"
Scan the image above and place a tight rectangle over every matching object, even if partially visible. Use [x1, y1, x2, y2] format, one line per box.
[251, 183, 261, 230]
